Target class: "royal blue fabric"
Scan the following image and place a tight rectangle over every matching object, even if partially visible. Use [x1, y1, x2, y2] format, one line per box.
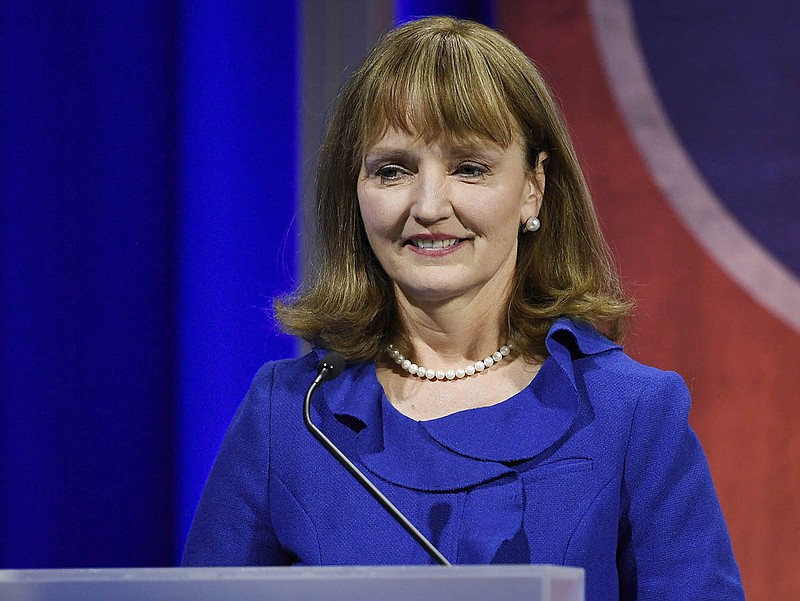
[0, 1, 298, 567]
[182, 319, 744, 600]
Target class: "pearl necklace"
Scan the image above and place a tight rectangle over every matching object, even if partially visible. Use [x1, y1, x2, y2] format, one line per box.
[387, 343, 513, 381]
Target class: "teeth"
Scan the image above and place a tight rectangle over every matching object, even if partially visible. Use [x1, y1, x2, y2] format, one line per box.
[412, 238, 459, 249]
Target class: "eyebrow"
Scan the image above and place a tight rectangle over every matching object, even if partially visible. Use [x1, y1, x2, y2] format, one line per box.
[446, 145, 504, 161]
[362, 149, 417, 170]
[363, 142, 505, 165]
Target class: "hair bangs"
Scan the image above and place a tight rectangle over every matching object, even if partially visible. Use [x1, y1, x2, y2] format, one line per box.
[359, 32, 521, 153]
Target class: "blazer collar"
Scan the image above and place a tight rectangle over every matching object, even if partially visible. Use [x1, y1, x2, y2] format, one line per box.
[313, 318, 620, 492]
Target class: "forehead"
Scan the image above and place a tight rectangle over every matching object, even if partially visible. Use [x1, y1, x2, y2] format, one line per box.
[363, 127, 520, 158]
[360, 110, 519, 156]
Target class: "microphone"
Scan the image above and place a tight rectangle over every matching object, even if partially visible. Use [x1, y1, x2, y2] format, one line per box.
[314, 352, 346, 384]
[303, 352, 451, 566]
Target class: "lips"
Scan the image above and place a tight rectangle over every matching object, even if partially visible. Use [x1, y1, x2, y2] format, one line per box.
[410, 238, 460, 249]
[404, 234, 467, 254]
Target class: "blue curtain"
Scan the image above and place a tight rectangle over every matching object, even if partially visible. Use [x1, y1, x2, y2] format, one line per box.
[1, 1, 299, 567]
[0, 0, 493, 569]
[396, 0, 494, 25]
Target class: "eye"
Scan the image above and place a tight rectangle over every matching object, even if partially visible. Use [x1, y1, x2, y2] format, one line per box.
[375, 164, 408, 184]
[454, 162, 489, 179]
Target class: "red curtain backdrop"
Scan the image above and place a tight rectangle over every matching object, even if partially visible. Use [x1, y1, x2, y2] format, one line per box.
[497, 2, 800, 599]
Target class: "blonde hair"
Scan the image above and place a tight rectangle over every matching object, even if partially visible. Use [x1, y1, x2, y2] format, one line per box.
[275, 16, 632, 361]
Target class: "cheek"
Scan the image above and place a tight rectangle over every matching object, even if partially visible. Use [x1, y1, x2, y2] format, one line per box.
[357, 194, 382, 241]
[465, 193, 524, 239]
[357, 188, 404, 241]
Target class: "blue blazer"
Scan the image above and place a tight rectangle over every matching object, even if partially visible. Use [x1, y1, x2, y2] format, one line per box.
[183, 318, 744, 600]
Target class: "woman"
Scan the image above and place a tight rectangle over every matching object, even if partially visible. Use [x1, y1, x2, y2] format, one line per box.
[183, 17, 744, 600]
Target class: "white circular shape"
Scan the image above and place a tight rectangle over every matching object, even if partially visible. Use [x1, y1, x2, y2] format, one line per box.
[435, 370, 446, 380]
[465, 365, 476, 376]
[484, 357, 494, 367]
[525, 217, 541, 232]
[425, 368, 436, 380]
[475, 361, 485, 372]
[492, 351, 503, 362]
[401, 359, 411, 370]
[456, 368, 466, 379]
[500, 345, 510, 356]
[445, 370, 456, 380]
[408, 363, 418, 375]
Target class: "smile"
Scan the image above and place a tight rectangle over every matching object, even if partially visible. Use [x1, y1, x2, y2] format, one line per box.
[405, 236, 467, 256]
[410, 238, 461, 249]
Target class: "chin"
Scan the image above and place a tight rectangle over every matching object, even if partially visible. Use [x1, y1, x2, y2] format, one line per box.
[396, 280, 473, 304]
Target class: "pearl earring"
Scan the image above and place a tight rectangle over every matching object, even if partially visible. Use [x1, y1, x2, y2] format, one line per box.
[524, 217, 541, 232]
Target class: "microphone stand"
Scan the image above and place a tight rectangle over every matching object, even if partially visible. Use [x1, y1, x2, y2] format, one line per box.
[304, 358, 451, 566]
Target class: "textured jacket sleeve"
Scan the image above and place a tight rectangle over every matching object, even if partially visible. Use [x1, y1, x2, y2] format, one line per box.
[181, 362, 288, 566]
[617, 370, 744, 599]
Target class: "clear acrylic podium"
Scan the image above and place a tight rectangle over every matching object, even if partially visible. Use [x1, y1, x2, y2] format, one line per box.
[0, 565, 584, 600]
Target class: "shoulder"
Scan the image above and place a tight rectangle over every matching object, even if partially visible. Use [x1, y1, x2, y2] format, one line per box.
[248, 352, 318, 396]
[247, 349, 376, 413]
[549, 317, 689, 404]
[587, 348, 688, 405]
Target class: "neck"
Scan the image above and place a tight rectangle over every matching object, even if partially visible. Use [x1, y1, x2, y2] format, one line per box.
[392, 285, 511, 368]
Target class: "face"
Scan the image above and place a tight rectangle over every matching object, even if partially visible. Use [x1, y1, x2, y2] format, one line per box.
[357, 128, 544, 308]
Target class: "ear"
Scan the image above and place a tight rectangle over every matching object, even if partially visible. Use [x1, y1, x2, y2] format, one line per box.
[520, 150, 548, 223]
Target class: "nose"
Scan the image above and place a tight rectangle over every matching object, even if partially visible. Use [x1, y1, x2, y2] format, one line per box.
[410, 168, 453, 225]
